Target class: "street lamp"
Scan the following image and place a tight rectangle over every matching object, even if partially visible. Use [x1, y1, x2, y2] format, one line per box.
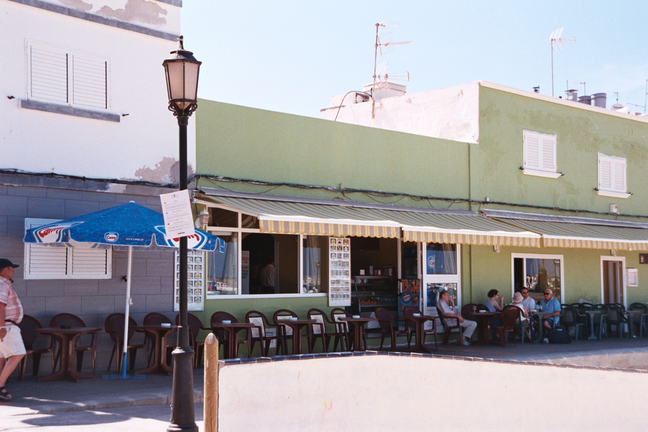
[163, 35, 201, 432]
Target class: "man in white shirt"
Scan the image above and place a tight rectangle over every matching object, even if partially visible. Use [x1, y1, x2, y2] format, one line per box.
[259, 260, 276, 294]
[438, 290, 477, 346]
[520, 288, 536, 311]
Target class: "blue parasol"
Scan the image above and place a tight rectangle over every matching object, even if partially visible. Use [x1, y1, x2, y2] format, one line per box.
[24, 201, 221, 378]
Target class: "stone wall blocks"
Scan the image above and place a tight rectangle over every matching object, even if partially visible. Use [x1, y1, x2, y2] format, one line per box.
[8, 186, 47, 197]
[0, 195, 28, 216]
[27, 197, 66, 219]
[46, 296, 82, 316]
[65, 200, 100, 218]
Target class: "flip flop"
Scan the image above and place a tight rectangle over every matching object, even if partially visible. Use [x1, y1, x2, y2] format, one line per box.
[0, 386, 12, 402]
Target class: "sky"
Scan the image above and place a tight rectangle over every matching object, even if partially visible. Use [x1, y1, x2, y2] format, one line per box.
[182, 1, 648, 118]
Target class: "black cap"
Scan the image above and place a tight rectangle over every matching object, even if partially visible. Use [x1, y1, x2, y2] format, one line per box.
[0, 259, 19, 270]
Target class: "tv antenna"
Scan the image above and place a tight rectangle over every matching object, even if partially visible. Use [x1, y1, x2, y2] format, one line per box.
[550, 28, 576, 97]
[372, 23, 411, 118]
[573, 80, 586, 96]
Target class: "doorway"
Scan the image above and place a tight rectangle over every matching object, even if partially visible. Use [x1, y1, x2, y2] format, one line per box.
[601, 257, 625, 305]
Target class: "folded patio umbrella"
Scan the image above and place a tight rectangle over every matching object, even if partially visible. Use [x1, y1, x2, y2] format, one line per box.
[24, 201, 222, 378]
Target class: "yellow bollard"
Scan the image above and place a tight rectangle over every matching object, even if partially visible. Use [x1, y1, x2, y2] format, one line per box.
[204, 333, 219, 432]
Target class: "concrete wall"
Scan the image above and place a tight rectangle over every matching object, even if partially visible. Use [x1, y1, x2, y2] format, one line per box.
[0, 183, 177, 371]
[196, 100, 471, 203]
[476, 84, 648, 216]
[217, 354, 648, 432]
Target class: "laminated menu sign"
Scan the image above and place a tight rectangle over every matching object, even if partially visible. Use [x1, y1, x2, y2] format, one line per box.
[328, 237, 351, 307]
[174, 250, 205, 312]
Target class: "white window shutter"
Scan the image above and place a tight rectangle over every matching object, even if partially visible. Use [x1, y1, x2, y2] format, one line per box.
[541, 136, 557, 171]
[70, 247, 111, 278]
[612, 159, 626, 192]
[599, 158, 613, 190]
[26, 245, 69, 278]
[524, 131, 540, 169]
[72, 55, 107, 109]
[30, 46, 68, 104]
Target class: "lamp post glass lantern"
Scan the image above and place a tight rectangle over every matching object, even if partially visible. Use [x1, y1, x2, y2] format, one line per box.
[164, 35, 201, 432]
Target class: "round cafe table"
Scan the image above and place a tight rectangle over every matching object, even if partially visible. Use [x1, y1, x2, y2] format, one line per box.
[403, 314, 438, 353]
[133, 324, 177, 375]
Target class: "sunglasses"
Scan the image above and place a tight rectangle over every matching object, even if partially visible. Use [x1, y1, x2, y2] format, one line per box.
[543, 293, 551, 296]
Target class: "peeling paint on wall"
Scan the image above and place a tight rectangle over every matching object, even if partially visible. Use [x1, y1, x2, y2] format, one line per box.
[134, 156, 193, 184]
[97, 0, 167, 26]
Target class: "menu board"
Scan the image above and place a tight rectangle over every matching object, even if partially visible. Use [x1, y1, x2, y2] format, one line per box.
[328, 237, 351, 307]
[174, 250, 205, 312]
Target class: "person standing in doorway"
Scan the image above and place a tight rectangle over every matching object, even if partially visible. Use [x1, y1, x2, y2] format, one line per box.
[0, 259, 25, 402]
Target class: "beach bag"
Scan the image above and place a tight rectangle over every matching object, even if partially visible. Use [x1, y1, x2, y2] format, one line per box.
[548, 328, 571, 344]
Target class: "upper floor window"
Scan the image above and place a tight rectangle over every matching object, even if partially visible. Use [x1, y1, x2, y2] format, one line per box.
[27, 42, 109, 110]
[597, 154, 630, 198]
[522, 130, 560, 178]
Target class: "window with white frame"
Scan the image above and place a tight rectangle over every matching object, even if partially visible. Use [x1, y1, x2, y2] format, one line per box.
[597, 153, 630, 198]
[23, 218, 112, 280]
[512, 253, 563, 304]
[522, 130, 560, 178]
[27, 42, 109, 110]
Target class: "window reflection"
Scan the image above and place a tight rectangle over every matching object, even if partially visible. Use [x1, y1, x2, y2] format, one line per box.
[426, 244, 457, 275]
[206, 233, 238, 297]
[302, 236, 328, 294]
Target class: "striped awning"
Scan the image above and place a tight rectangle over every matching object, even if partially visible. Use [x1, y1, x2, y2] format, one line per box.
[365, 209, 541, 247]
[204, 196, 401, 238]
[198, 194, 542, 245]
[493, 219, 648, 250]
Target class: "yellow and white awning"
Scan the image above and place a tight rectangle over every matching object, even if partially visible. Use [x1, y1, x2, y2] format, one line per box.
[203, 196, 401, 238]
[492, 218, 648, 251]
[197, 194, 542, 245]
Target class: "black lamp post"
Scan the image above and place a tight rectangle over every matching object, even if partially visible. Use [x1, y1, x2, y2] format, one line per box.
[163, 35, 201, 432]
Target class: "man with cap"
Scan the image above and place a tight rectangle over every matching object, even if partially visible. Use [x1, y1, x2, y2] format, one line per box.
[0, 259, 25, 402]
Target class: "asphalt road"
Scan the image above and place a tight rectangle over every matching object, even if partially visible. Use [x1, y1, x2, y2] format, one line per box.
[2, 403, 204, 432]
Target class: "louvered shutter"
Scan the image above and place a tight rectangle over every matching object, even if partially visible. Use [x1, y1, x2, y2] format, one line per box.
[540, 135, 557, 171]
[599, 157, 613, 190]
[612, 159, 626, 192]
[27, 245, 69, 278]
[29, 46, 68, 104]
[70, 247, 110, 277]
[72, 55, 107, 109]
[523, 131, 540, 169]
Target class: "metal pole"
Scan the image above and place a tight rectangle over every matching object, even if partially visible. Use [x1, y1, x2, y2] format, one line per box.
[121, 246, 133, 377]
[168, 114, 197, 432]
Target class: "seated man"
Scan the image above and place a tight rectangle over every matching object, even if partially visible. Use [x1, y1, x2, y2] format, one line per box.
[438, 290, 477, 346]
[539, 289, 561, 333]
[520, 288, 536, 311]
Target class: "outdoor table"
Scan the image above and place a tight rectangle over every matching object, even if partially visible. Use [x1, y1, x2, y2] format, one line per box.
[532, 311, 548, 343]
[35, 327, 101, 382]
[339, 317, 377, 352]
[209, 323, 254, 359]
[403, 314, 437, 353]
[133, 324, 177, 375]
[276, 319, 316, 354]
[472, 311, 500, 346]
[585, 310, 602, 340]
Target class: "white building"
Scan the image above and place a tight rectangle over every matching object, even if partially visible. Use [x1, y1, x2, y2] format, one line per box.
[0, 0, 192, 372]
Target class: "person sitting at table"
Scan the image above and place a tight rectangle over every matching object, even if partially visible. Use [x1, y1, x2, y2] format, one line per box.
[484, 289, 504, 312]
[520, 287, 536, 312]
[438, 290, 477, 346]
[539, 289, 561, 333]
[509, 292, 533, 341]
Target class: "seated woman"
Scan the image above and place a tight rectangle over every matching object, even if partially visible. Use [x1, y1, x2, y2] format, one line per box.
[484, 289, 504, 328]
[484, 289, 504, 312]
[509, 292, 533, 341]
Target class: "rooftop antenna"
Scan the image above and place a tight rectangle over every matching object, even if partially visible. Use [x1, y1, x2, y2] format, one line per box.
[550, 28, 576, 97]
[372, 23, 411, 118]
[574, 81, 586, 96]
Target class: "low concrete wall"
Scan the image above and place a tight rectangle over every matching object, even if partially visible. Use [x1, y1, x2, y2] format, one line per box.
[545, 349, 648, 370]
[218, 353, 648, 431]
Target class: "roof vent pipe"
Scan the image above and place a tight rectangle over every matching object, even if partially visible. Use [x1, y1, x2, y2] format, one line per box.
[577, 95, 591, 105]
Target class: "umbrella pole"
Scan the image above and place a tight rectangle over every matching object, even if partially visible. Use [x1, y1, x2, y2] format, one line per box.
[122, 246, 133, 378]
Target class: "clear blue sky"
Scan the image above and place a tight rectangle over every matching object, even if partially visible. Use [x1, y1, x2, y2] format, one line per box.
[182, 1, 648, 118]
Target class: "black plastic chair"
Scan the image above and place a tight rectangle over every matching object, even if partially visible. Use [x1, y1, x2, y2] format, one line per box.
[560, 304, 586, 341]
[628, 303, 648, 337]
[105, 313, 147, 372]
